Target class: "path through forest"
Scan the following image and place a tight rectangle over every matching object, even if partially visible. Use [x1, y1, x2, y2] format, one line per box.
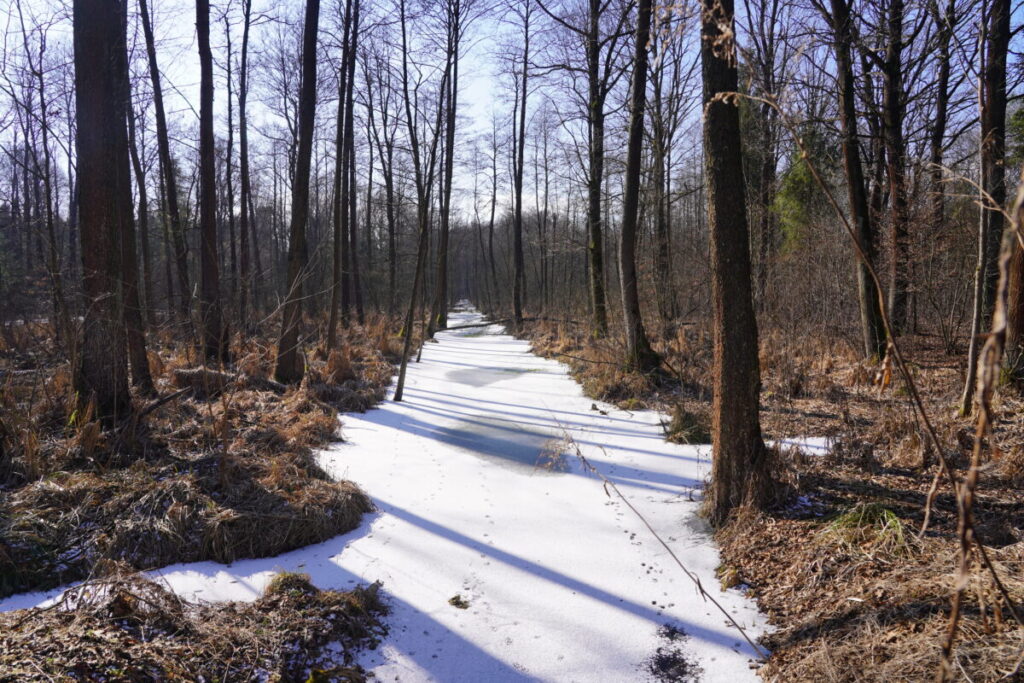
[1, 305, 768, 681]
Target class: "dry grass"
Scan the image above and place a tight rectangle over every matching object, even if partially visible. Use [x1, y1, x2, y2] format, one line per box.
[0, 569, 387, 681]
[0, 313, 408, 599]
[519, 317, 1024, 680]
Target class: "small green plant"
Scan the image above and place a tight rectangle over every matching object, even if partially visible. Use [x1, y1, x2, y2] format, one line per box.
[617, 397, 644, 411]
[824, 503, 917, 558]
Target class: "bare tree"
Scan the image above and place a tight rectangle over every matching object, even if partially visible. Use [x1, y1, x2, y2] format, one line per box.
[964, 0, 1009, 410]
[274, 0, 321, 383]
[815, 0, 886, 359]
[197, 0, 227, 362]
[394, 0, 452, 402]
[138, 0, 191, 318]
[536, 0, 631, 337]
[618, 0, 659, 373]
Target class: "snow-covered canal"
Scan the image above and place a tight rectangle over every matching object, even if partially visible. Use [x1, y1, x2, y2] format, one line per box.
[2, 307, 767, 681]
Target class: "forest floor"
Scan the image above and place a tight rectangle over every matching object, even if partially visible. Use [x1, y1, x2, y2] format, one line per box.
[0, 313, 407, 679]
[3, 308, 1021, 681]
[1, 305, 768, 682]
[523, 319, 1024, 681]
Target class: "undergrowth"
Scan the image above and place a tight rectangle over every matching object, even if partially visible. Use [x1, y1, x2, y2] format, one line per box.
[516, 313, 1024, 680]
[0, 570, 388, 681]
[0, 312, 412, 598]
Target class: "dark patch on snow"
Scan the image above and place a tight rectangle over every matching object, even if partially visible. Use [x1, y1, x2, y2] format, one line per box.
[436, 415, 575, 475]
[446, 366, 536, 387]
[646, 624, 703, 682]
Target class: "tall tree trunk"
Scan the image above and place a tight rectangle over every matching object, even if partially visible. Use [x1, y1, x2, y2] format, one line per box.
[19, 24, 71, 346]
[127, 108, 156, 325]
[755, 103, 777, 310]
[197, 0, 226, 363]
[701, 0, 772, 524]
[274, 0, 320, 383]
[883, 0, 910, 333]
[586, 0, 608, 337]
[327, 0, 353, 351]
[823, 0, 886, 359]
[364, 115, 375, 309]
[124, 100, 155, 394]
[394, 0, 451, 402]
[975, 0, 1016, 394]
[619, 0, 659, 373]
[346, 0, 364, 323]
[73, 0, 132, 423]
[429, 5, 459, 335]
[238, 0, 253, 329]
[488, 117, 500, 306]
[224, 16, 239, 321]
[511, 1, 530, 326]
[139, 0, 190, 318]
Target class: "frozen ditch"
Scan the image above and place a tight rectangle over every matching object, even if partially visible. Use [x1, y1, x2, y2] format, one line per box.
[1, 306, 770, 682]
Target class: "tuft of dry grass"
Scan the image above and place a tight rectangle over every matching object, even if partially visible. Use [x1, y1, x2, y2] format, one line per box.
[716, 459, 1024, 682]
[664, 403, 711, 444]
[0, 314, 408, 599]
[0, 570, 388, 681]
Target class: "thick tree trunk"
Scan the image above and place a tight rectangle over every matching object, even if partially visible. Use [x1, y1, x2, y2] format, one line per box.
[274, 0, 321, 383]
[972, 0, 1014, 398]
[619, 0, 659, 373]
[702, 0, 772, 525]
[73, 0, 132, 424]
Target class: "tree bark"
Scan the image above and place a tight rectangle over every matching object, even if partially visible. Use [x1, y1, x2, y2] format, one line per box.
[238, 0, 253, 329]
[429, 0, 460, 335]
[511, 0, 530, 327]
[585, 0, 608, 337]
[274, 0, 321, 383]
[223, 16, 238, 321]
[73, 0, 132, 424]
[619, 0, 659, 373]
[197, 0, 227, 363]
[883, 0, 910, 333]
[328, 0, 353, 351]
[124, 99, 155, 394]
[822, 0, 886, 359]
[701, 0, 772, 524]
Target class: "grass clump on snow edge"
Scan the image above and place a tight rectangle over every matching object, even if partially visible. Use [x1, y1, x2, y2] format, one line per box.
[0, 313, 412, 599]
[0, 570, 388, 682]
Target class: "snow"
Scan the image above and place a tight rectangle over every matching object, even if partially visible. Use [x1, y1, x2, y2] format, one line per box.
[773, 437, 833, 456]
[1, 305, 769, 681]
